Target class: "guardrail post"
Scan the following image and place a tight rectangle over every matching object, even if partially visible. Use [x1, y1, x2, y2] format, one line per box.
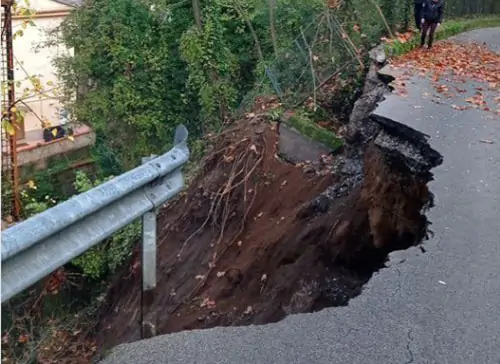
[141, 155, 158, 339]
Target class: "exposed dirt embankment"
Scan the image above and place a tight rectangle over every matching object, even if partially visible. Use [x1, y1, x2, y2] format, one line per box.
[96, 61, 443, 353]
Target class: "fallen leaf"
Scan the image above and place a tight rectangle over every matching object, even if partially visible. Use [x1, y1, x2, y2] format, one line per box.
[392, 41, 500, 115]
[18, 334, 29, 344]
[200, 297, 216, 308]
[436, 84, 448, 93]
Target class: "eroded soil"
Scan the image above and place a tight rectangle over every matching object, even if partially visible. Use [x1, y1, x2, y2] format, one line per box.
[97, 112, 438, 352]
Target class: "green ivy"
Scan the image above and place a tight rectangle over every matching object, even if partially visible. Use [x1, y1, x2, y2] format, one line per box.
[55, 0, 199, 172]
[70, 171, 140, 279]
[20, 170, 140, 280]
[180, 1, 239, 131]
[53, 0, 332, 172]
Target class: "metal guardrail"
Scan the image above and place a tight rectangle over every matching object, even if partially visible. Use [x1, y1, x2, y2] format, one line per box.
[1, 125, 190, 307]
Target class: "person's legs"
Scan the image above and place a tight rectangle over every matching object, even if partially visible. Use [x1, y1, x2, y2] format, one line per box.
[427, 22, 438, 48]
[420, 20, 429, 47]
[414, 4, 423, 30]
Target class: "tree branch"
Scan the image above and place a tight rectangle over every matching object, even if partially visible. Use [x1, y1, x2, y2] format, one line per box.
[232, 0, 264, 62]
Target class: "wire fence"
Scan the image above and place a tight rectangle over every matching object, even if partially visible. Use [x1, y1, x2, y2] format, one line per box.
[1, 2, 20, 225]
[239, 2, 405, 112]
[2, 0, 99, 224]
[13, 149, 99, 221]
[2, 0, 500, 226]
[241, 0, 500, 112]
[263, 11, 362, 107]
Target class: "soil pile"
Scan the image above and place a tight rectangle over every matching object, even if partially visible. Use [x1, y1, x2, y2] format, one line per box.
[96, 66, 443, 351]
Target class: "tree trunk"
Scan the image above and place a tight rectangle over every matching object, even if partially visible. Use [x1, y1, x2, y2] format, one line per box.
[192, 0, 202, 32]
[268, 0, 278, 58]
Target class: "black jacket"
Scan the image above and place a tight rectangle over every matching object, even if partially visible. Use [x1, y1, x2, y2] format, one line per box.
[422, 0, 444, 22]
[414, 0, 424, 4]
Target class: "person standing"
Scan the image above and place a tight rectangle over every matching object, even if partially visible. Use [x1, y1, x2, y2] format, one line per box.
[414, 0, 424, 31]
[420, 0, 445, 50]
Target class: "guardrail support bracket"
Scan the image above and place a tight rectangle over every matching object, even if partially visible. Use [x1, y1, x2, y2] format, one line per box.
[141, 155, 158, 339]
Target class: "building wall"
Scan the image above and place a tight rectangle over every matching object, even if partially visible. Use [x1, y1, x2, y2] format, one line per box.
[12, 0, 73, 135]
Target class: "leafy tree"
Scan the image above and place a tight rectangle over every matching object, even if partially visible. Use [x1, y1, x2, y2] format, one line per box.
[54, 0, 328, 172]
[56, 0, 199, 172]
[54, 0, 499, 175]
[180, 1, 240, 129]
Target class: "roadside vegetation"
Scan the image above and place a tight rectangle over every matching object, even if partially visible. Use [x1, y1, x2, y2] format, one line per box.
[1, 0, 499, 360]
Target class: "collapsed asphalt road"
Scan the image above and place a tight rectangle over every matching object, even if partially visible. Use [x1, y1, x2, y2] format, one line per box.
[101, 28, 500, 364]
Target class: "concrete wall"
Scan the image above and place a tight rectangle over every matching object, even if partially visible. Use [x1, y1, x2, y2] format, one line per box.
[12, 0, 73, 134]
[17, 128, 95, 169]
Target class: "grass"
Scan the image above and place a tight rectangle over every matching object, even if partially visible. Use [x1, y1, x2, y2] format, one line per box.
[386, 16, 500, 56]
[285, 112, 343, 151]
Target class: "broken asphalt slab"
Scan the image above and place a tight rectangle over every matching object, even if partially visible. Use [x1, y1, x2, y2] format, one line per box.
[278, 123, 332, 164]
[100, 28, 500, 364]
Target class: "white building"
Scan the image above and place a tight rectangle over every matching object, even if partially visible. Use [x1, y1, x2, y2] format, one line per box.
[12, 0, 82, 140]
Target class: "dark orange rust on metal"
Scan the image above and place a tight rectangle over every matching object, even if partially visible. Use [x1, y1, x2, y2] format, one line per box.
[2, 1, 21, 220]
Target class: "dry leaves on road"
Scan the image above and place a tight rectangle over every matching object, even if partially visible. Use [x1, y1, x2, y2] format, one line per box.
[391, 41, 500, 115]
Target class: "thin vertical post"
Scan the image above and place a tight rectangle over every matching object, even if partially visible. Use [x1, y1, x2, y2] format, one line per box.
[141, 155, 158, 339]
[3, 1, 21, 221]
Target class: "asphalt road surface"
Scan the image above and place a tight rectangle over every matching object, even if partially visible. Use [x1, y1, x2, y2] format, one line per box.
[101, 28, 500, 364]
